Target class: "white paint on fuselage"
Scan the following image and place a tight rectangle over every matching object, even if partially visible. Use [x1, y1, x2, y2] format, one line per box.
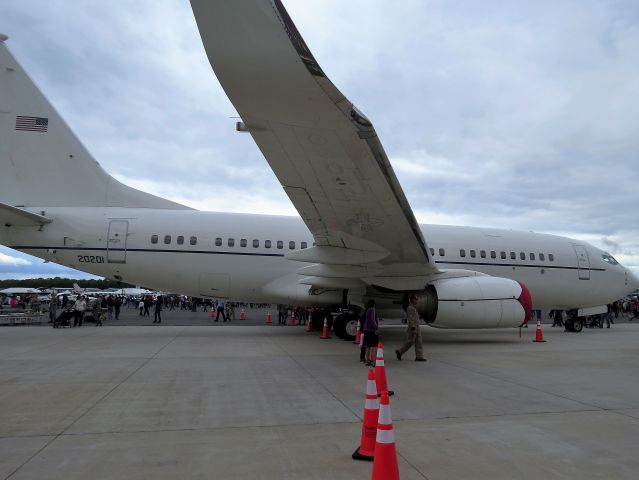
[2, 207, 637, 310]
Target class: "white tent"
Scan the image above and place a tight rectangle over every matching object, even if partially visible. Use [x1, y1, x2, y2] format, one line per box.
[116, 288, 154, 296]
[0, 288, 41, 295]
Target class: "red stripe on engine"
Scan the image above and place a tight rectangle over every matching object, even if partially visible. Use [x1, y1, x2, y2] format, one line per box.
[517, 281, 533, 324]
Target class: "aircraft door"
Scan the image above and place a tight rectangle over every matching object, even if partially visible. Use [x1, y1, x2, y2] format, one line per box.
[573, 245, 590, 280]
[107, 220, 128, 263]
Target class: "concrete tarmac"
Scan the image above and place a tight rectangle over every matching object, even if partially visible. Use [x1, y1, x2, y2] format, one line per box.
[1, 312, 638, 479]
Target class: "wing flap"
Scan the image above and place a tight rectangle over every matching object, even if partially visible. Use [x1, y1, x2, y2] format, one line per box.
[298, 276, 365, 289]
[297, 263, 385, 279]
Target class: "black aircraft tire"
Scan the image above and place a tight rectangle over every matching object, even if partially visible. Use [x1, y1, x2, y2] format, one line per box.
[333, 315, 346, 339]
[572, 318, 584, 332]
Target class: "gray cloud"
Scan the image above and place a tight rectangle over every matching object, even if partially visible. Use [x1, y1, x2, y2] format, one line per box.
[0, 0, 637, 277]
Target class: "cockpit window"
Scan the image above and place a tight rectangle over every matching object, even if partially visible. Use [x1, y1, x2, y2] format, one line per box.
[602, 253, 619, 265]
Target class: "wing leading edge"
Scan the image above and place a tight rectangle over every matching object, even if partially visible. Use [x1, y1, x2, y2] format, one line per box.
[191, 0, 437, 276]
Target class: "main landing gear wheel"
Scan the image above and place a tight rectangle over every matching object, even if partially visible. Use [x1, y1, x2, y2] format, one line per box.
[343, 315, 359, 341]
[333, 313, 358, 341]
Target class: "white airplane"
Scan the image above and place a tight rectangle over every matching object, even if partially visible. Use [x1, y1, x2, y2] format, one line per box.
[0, 2, 637, 339]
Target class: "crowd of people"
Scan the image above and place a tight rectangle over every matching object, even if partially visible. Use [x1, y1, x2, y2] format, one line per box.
[39, 291, 279, 327]
[4, 287, 638, 340]
[0, 294, 41, 312]
[276, 304, 312, 325]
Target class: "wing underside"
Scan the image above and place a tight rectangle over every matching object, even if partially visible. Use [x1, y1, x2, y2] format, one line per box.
[191, 0, 439, 285]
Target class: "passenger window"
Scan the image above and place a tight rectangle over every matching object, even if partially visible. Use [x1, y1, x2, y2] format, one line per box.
[228, 238, 235, 247]
[549, 254, 554, 262]
[164, 235, 171, 245]
[240, 238, 247, 247]
[429, 248, 435, 256]
[265, 240, 272, 248]
[190, 236, 197, 246]
[439, 248, 445, 256]
[470, 250, 476, 258]
[460, 249, 466, 257]
[539, 253, 545, 261]
[215, 237, 222, 247]
[289, 241, 295, 250]
[253, 239, 259, 248]
[151, 235, 158, 244]
[530, 253, 535, 260]
[500, 251, 506, 259]
[277, 240, 283, 249]
[520, 252, 525, 260]
[490, 251, 496, 259]
[480, 250, 486, 258]
[301, 242, 308, 249]
[510, 252, 516, 260]
[177, 236, 184, 245]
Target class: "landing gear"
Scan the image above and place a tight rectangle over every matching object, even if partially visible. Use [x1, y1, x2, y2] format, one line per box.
[572, 318, 583, 332]
[310, 308, 360, 340]
[564, 310, 584, 332]
[333, 313, 359, 341]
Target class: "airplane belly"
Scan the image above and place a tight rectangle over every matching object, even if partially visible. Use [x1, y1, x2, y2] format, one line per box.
[113, 251, 290, 301]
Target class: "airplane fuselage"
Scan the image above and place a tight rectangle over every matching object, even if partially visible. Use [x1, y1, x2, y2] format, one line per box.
[0, 207, 633, 311]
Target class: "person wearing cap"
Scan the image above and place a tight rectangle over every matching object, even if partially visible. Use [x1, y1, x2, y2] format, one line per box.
[73, 295, 87, 327]
[395, 295, 426, 362]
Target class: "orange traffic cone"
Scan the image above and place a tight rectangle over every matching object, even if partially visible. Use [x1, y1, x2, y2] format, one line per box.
[371, 392, 400, 480]
[352, 368, 378, 462]
[375, 342, 394, 397]
[240, 309, 246, 321]
[265, 311, 273, 324]
[354, 319, 361, 345]
[209, 306, 215, 318]
[320, 317, 331, 339]
[533, 318, 546, 342]
[306, 317, 314, 332]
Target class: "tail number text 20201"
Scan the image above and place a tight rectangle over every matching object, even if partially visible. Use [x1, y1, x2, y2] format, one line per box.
[78, 255, 104, 264]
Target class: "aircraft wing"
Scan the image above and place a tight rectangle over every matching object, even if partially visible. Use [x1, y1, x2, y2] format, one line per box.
[191, 0, 437, 275]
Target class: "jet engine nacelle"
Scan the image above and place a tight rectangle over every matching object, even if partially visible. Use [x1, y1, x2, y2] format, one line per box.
[415, 276, 532, 329]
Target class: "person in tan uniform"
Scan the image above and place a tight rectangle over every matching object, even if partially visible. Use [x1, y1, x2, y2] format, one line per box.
[395, 295, 426, 362]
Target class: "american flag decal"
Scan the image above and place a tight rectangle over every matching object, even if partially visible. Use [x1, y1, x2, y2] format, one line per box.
[15, 115, 48, 132]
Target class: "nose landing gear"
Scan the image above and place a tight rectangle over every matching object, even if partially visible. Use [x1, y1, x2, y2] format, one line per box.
[564, 310, 584, 332]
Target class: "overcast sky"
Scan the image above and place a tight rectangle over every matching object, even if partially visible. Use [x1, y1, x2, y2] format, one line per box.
[1, 0, 638, 280]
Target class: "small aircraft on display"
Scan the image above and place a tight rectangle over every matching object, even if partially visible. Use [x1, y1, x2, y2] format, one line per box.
[0, 2, 637, 339]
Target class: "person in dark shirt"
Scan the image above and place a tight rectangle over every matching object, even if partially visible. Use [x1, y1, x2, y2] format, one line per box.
[153, 296, 163, 323]
[362, 299, 379, 366]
